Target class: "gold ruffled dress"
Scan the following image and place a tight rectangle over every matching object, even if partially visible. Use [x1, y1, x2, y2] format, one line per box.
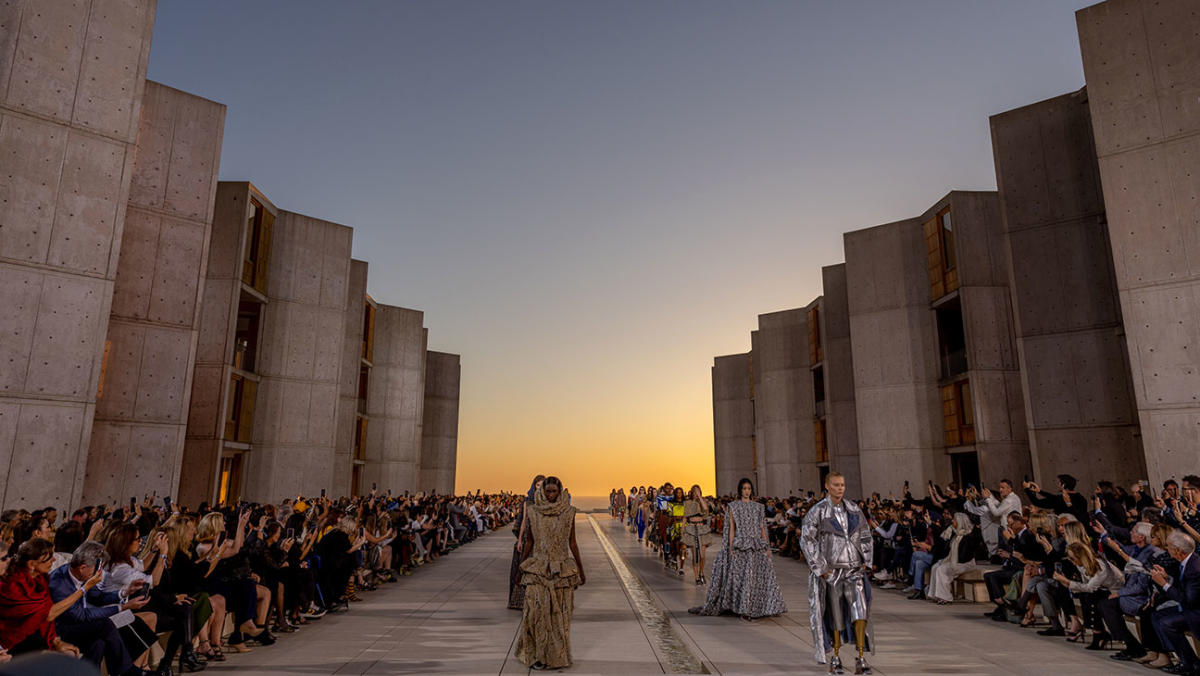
[514, 488, 580, 668]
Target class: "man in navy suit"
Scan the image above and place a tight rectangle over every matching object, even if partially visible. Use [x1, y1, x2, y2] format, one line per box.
[47, 541, 153, 676]
[1150, 531, 1200, 675]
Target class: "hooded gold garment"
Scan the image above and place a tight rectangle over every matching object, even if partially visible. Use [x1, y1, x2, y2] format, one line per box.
[514, 485, 579, 668]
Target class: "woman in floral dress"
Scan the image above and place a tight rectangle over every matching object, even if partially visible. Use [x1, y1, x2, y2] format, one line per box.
[691, 477, 786, 620]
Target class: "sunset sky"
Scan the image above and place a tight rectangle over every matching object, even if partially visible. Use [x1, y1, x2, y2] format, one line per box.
[148, 0, 1090, 497]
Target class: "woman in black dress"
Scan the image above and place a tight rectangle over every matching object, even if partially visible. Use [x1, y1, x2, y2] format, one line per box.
[508, 475, 544, 609]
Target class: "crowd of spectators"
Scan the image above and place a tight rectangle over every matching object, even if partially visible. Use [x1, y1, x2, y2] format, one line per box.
[0, 490, 518, 675]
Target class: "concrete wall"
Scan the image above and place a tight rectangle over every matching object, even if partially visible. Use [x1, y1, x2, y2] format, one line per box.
[364, 306, 427, 494]
[0, 0, 156, 510]
[934, 191, 1031, 485]
[247, 211, 352, 501]
[333, 260, 368, 496]
[419, 350, 460, 495]
[752, 309, 814, 498]
[990, 89, 1145, 491]
[712, 352, 755, 497]
[819, 264, 863, 497]
[1078, 0, 1200, 486]
[845, 219, 944, 496]
[180, 183, 276, 507]
[84, 82, 224, 504]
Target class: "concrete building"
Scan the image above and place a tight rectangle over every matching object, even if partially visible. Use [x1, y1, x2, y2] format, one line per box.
[246, 211, 353, 501]
[363, 305, 427, 493]
[712, 352, 756, 497]
[334, 260, 373, 497]
[1078, 0, 1200, 486]
[751, 309, 814, 498]
[0, 0, 157, 509]
[810, 264, 863, 497]
[989, 89, 1145, 491]
[844, 219, 944, 496]
[181, 182, 278, 507]
[419, 351, 461, 495]
[84, 82, 225, 505]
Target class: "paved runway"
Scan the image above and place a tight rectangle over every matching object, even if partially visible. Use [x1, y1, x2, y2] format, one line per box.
[204, 514, 1147, 675]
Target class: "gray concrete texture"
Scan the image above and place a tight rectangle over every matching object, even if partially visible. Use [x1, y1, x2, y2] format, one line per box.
[818, 264, 863, 497]
[180, 182, 278, 507]
[84, 81, 225, 505]
[989, 88, 1146, 491]
[844, 218, 944, 496]
[364, 305, 427, 495]
[1078, 0, 1200, 487]
[712, 352, 755, 497]
[333, 259, 369, 496]
[0, 0, 156, 510]
[930, 191, 1031, 485]
[752, 308, 815, 498]
[247, 211, 353, 501]
[419, 350, 460, 495]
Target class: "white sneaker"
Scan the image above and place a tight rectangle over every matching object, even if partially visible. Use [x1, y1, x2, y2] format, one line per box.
[900, 585, 915, 594]
[880, 582, 898, 590]
[872, 571, 892, 581]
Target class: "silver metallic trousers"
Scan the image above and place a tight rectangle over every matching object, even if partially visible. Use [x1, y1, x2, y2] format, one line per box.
[824, 567, 869, 634]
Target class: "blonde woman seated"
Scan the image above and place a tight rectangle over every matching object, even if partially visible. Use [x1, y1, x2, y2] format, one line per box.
[928, 513, 984, 604]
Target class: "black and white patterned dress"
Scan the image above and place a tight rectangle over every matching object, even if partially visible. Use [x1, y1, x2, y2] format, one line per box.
[692, 500, 787, 618]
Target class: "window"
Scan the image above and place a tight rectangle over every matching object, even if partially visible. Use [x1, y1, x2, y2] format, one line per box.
[354, 417, 368, 461]
[939, 207, 956, 271]
[218, 452, 244, 507]
[357, 366, 369, 414]
[807, 306, 822, 365]
[812, 366, 826, 418]
[241, 199, 273, 292]
[233, 301, 263, 372]
[814, 419, 828, 463]
[942, 379, 976, 447]
[361, 302, 376, 361]
[225, 374, 257, 443]
[935, 297, 968, 379]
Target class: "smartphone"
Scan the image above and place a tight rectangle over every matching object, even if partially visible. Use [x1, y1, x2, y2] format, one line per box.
[286, 528, 294, 540]
[321, 488, 326, 498]
[359, 527, 366, 537]
[1024, 475, 1030, 483]
[372, 482, 377, 491]
[129, 496, 137, 508]
[164, 496, 172, 511]
[1054, 562, 1063, 574]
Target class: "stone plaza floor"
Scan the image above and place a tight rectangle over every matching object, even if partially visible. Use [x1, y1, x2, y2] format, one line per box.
[203, 515, 1148, 675]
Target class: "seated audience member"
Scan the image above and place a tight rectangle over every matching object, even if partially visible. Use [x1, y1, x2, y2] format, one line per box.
[983, 512, 1031, 621]
[1149, 531, 1200, 674]
[927, 513, 984, 604]
[1098, 521, 1163, 663]
[49, 540, 158, 676]
[0, 539, 82, 661]
[1051, 541, 1123, 649]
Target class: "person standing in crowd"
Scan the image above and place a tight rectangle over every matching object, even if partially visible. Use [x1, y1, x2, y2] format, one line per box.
[682, 485, 715, 585]
[693, 478, 786, 620]
[1024, 474, 1089, 523]
[802, 472, 874, 675]
[964, 479, 1021, 558]
[508, 475, 544, 610]
[515, 477, 585, 671]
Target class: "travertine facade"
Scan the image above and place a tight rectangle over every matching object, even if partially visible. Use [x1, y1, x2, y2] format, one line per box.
[1078, 0, 1200, 486]
[419, 351, 461, 495]
[0, 0, 157, 509]
[84, 82, 225, 504]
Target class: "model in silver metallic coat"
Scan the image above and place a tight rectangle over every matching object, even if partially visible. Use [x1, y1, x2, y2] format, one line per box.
[801, 472, 875, 674]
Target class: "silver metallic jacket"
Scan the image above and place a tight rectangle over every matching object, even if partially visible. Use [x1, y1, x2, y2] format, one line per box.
[800, 497, 875, 663]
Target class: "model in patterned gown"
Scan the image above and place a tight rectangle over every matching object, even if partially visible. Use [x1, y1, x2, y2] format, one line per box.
[690, 478, 787, 619]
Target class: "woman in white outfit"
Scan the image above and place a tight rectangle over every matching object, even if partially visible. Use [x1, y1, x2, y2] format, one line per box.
[929, 513, 984, 604]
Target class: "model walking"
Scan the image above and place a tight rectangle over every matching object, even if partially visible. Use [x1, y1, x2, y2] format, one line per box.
[515, 476, 586, 670]
[682, 485, 716, 585]
[508, 475, 544, 610]
[802, 471, 875, 675]
[690, 478, 786, 619]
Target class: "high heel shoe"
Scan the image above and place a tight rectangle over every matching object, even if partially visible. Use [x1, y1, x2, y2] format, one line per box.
[1065, 628, 1085, 643]
[1085, 632, 1111, 650]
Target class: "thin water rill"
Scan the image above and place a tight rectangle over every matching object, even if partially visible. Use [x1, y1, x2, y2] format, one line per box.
[587, 515, 707, 674]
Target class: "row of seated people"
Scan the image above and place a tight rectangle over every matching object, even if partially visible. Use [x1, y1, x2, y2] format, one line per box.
[0, 492, 518, 675]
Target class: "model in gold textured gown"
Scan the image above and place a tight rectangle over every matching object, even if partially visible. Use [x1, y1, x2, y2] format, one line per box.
[515, 476, 586, 670]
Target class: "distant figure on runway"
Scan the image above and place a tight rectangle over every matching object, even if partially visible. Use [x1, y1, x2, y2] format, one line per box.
[802, 472, 875, 675]
[515, 476, 586, 671]
[690, 478, 786, 619]
[508, 475, 544, 610]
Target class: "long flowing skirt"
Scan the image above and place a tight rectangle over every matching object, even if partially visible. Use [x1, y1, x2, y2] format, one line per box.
[693, 544, 787, 618]
[514, 582, 575, 668]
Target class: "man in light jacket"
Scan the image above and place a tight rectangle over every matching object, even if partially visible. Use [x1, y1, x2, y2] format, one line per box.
[965, 479, 1022, 558]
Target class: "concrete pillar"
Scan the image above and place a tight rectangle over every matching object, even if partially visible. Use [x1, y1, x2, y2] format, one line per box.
[752, 309, 814, 498]
[419, 351, 460, 495]
[1078, 0, 1200, 487]
[819, 264, 864, 497]
[247, 211, 352, 501]
[364, 306, 427, 495]
[989, 89, 1145, 491]
[334, 260, 369, 496]
[0, 0, 157, 510]
[712, 352, 755, 497]
[844, 219, 944, 496]
[83, 82, 224, 505]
